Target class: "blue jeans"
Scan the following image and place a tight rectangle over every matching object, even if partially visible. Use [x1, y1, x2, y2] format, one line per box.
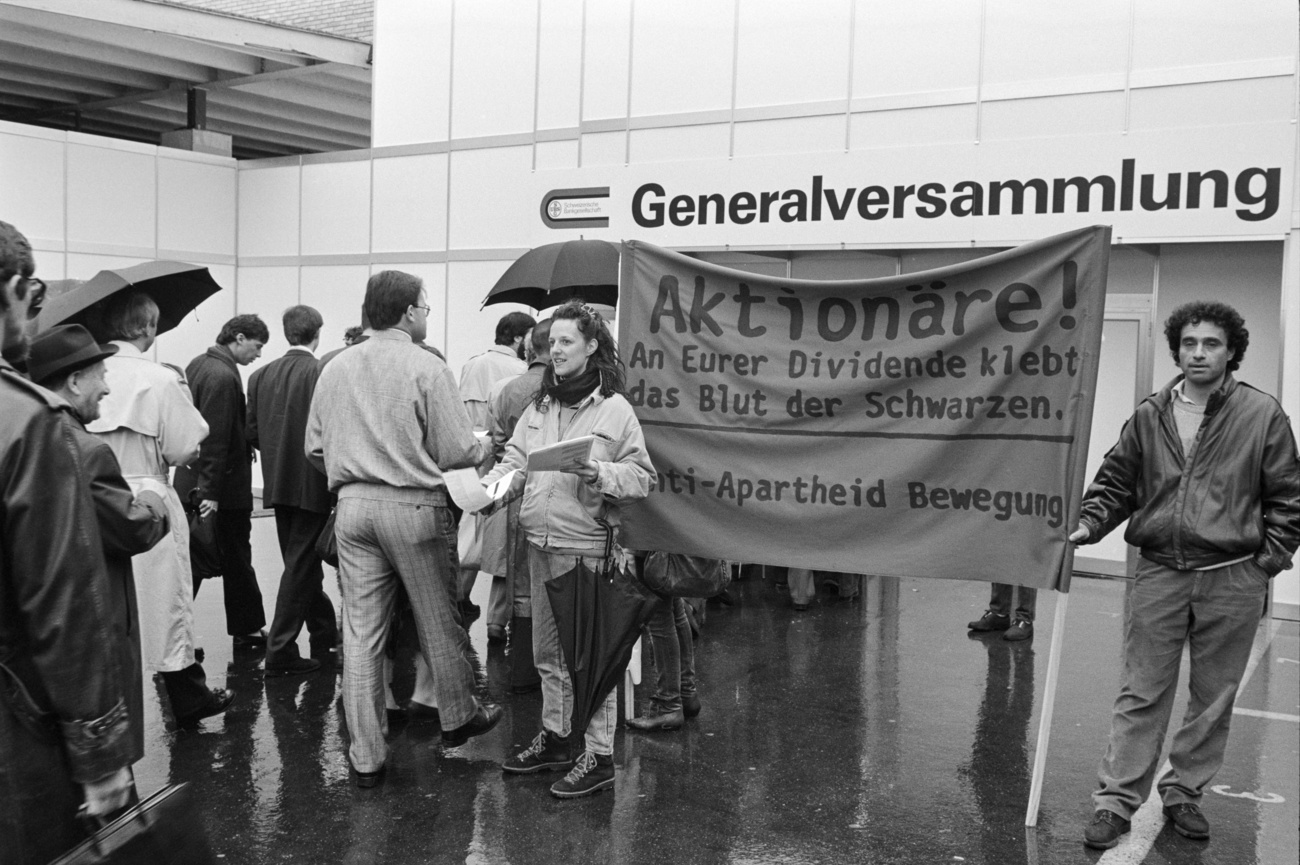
[646, 596, 696, 712]
[528, 545, 616, 756]
[1092, 557, 1268, 818]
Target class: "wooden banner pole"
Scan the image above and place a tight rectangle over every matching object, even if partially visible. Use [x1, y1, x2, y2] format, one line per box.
[1025, 588, 1071, 827]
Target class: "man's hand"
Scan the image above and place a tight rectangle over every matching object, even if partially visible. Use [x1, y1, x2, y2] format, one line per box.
[1068, 526, 1091, 543]
[81, 767, 133, 817]
[199, 499, 219, 518]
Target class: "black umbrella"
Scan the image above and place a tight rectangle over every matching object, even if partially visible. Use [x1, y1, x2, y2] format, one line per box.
[543, 521, 657, 733]
[35, 260, 224, 338]
[482, 239, 619, 309]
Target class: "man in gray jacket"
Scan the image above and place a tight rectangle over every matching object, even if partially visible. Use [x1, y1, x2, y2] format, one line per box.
[1071, 301, 1300, 849]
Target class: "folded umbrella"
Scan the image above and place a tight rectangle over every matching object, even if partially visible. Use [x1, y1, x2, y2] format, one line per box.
[544, 521, 657, 734]
[35, 260, 224, 338]
[482, 239, 619, 310]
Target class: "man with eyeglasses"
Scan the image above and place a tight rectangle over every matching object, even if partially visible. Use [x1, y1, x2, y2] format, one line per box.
[0, 220, 135, 863]
[306, 271, 502, 788]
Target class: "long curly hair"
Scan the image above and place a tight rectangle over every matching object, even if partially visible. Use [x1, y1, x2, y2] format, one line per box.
[1163, 301, 1248, 372]
[534, 301, 626, 407]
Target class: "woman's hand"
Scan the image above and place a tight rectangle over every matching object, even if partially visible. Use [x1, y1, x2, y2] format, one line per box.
[563, 459, 600, 485]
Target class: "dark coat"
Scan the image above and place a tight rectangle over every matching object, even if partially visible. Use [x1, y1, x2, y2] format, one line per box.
[175, 345, 253, 509]
[247, 349, 330, 513]
[1079, 373, 1300, 574]
[71, 423, 169, 764]
[0, 362, 133, 864]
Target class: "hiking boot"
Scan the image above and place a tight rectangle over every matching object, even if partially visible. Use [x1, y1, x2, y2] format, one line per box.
[549, 750, 614, 799]
[502, 730, 574, 774]
[1163, 803, 1209, 839]
[1083, 810, 1131, 849]
[967, 610, 1011, 632]
[1003, 619, 1034, 641]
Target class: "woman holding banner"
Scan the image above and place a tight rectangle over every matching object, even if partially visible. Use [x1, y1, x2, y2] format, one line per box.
[484, 300, 654, 799]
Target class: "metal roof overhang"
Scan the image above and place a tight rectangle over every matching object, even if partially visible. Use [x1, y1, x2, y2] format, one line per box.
[0, 0, 371, 158]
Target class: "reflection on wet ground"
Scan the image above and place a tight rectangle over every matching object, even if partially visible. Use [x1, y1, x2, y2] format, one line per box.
[127, 517, 1299, 865]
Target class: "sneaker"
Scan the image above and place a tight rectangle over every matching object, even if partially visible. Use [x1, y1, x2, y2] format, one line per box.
[1163, 803, 1209, 839]
[1003, 619, 1033, 641]
[967, 610, 1011, 632]
[1083, 809, 1131, 849]
[502, 730, 574, 774]
[549, 750, 614, 799]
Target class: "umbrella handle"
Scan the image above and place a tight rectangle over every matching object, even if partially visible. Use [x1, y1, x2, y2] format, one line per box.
[595, 517, 614, 561]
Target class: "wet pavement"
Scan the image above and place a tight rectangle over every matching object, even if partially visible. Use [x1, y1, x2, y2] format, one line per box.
[128, 513, 1300, 865]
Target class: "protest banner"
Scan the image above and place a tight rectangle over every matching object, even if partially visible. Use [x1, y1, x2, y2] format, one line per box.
[618, 226, 1111, 592]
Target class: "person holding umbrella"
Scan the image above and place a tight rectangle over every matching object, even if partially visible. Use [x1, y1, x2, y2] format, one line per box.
[487, 300, 654, 799]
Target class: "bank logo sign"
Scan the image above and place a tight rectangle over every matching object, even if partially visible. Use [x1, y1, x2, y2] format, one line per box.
[540, 186, 611, 229]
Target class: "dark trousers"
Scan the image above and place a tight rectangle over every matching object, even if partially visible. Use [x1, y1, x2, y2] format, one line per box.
[989, 583, 1037, 621]
[193, 508, 266, 636]
[267, 506, 337, 665]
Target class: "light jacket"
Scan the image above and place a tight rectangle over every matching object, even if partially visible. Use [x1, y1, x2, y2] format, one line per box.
[485, 388, 654, 552]
[1078, 373, 1300, 575]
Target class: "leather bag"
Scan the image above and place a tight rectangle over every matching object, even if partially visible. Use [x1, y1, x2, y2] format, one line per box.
[639, 552, 731, 599]
[184, 489, 222, 580]
[49, 782, 217, 865]
[314, 507, 339, 568]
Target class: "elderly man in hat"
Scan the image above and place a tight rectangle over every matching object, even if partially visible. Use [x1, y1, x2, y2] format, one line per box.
[88, 291, 232, 726]
[28, 325, 175, 767]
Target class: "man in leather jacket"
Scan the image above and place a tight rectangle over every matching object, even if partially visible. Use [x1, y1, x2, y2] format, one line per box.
[1071, 301, 1300, 849]
[0, 221, 134, 863]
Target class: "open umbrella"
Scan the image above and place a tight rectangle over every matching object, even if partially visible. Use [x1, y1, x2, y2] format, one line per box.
[35, 260, 223, 338]
[544, 521, 657, 733]
[482, 239, 619, 309]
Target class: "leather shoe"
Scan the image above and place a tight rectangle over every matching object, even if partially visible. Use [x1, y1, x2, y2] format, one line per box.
[1163, 803, 1209, 839]
[405, 699, 440, 725]
[355, 765, 384, 789]
[233, 629, 268, 649]
[264, 657, 321, 677]
[682, 693, 701, 719]
[176, 688, 235, 726]
[442, 702, 503, 747]
[1083, 809, 1130, 849]
[627, 708, 684, 731]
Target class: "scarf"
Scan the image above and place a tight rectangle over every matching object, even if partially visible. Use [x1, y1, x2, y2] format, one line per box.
[539, 364, 601, 408]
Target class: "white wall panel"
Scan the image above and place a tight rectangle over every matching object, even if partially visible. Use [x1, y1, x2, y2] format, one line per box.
[980, 92, 1126, 141]
[373, 0, 452, 147]
[581, 0, 631, 120]
[982, 0, 1130, 89]
[230, 266, 299, 397]
[733, 115, 847, 158]
[853, 0, 981, 97]
[157, 156, 236, 257]
[66, 144, 155, 250]
[447, 146, 535, 249]
[0, 131, 64, 247]
[65, 253, 151, 280]
[300, 265, 371, 360]
[629, 124, 730, 165]
[735, 0, 850, 108]
[444, 260, 529, 373]
[537, 0, 584, 130]
[1132, 0, 1297, 74]
[1129, 78, 1296, 131]
[372, 153, 448, 253]
[580, 131, 626, 166]
[301, 160, 370, 256]
[535, 139, 580, 170]
[154, 263, 236, 370]
[850, 104, 976, 149]
[451, 0, 538, 139]
[238, 167, 300, 258]
[377, 262, 449, 358]
[629, 0, 733, 117]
